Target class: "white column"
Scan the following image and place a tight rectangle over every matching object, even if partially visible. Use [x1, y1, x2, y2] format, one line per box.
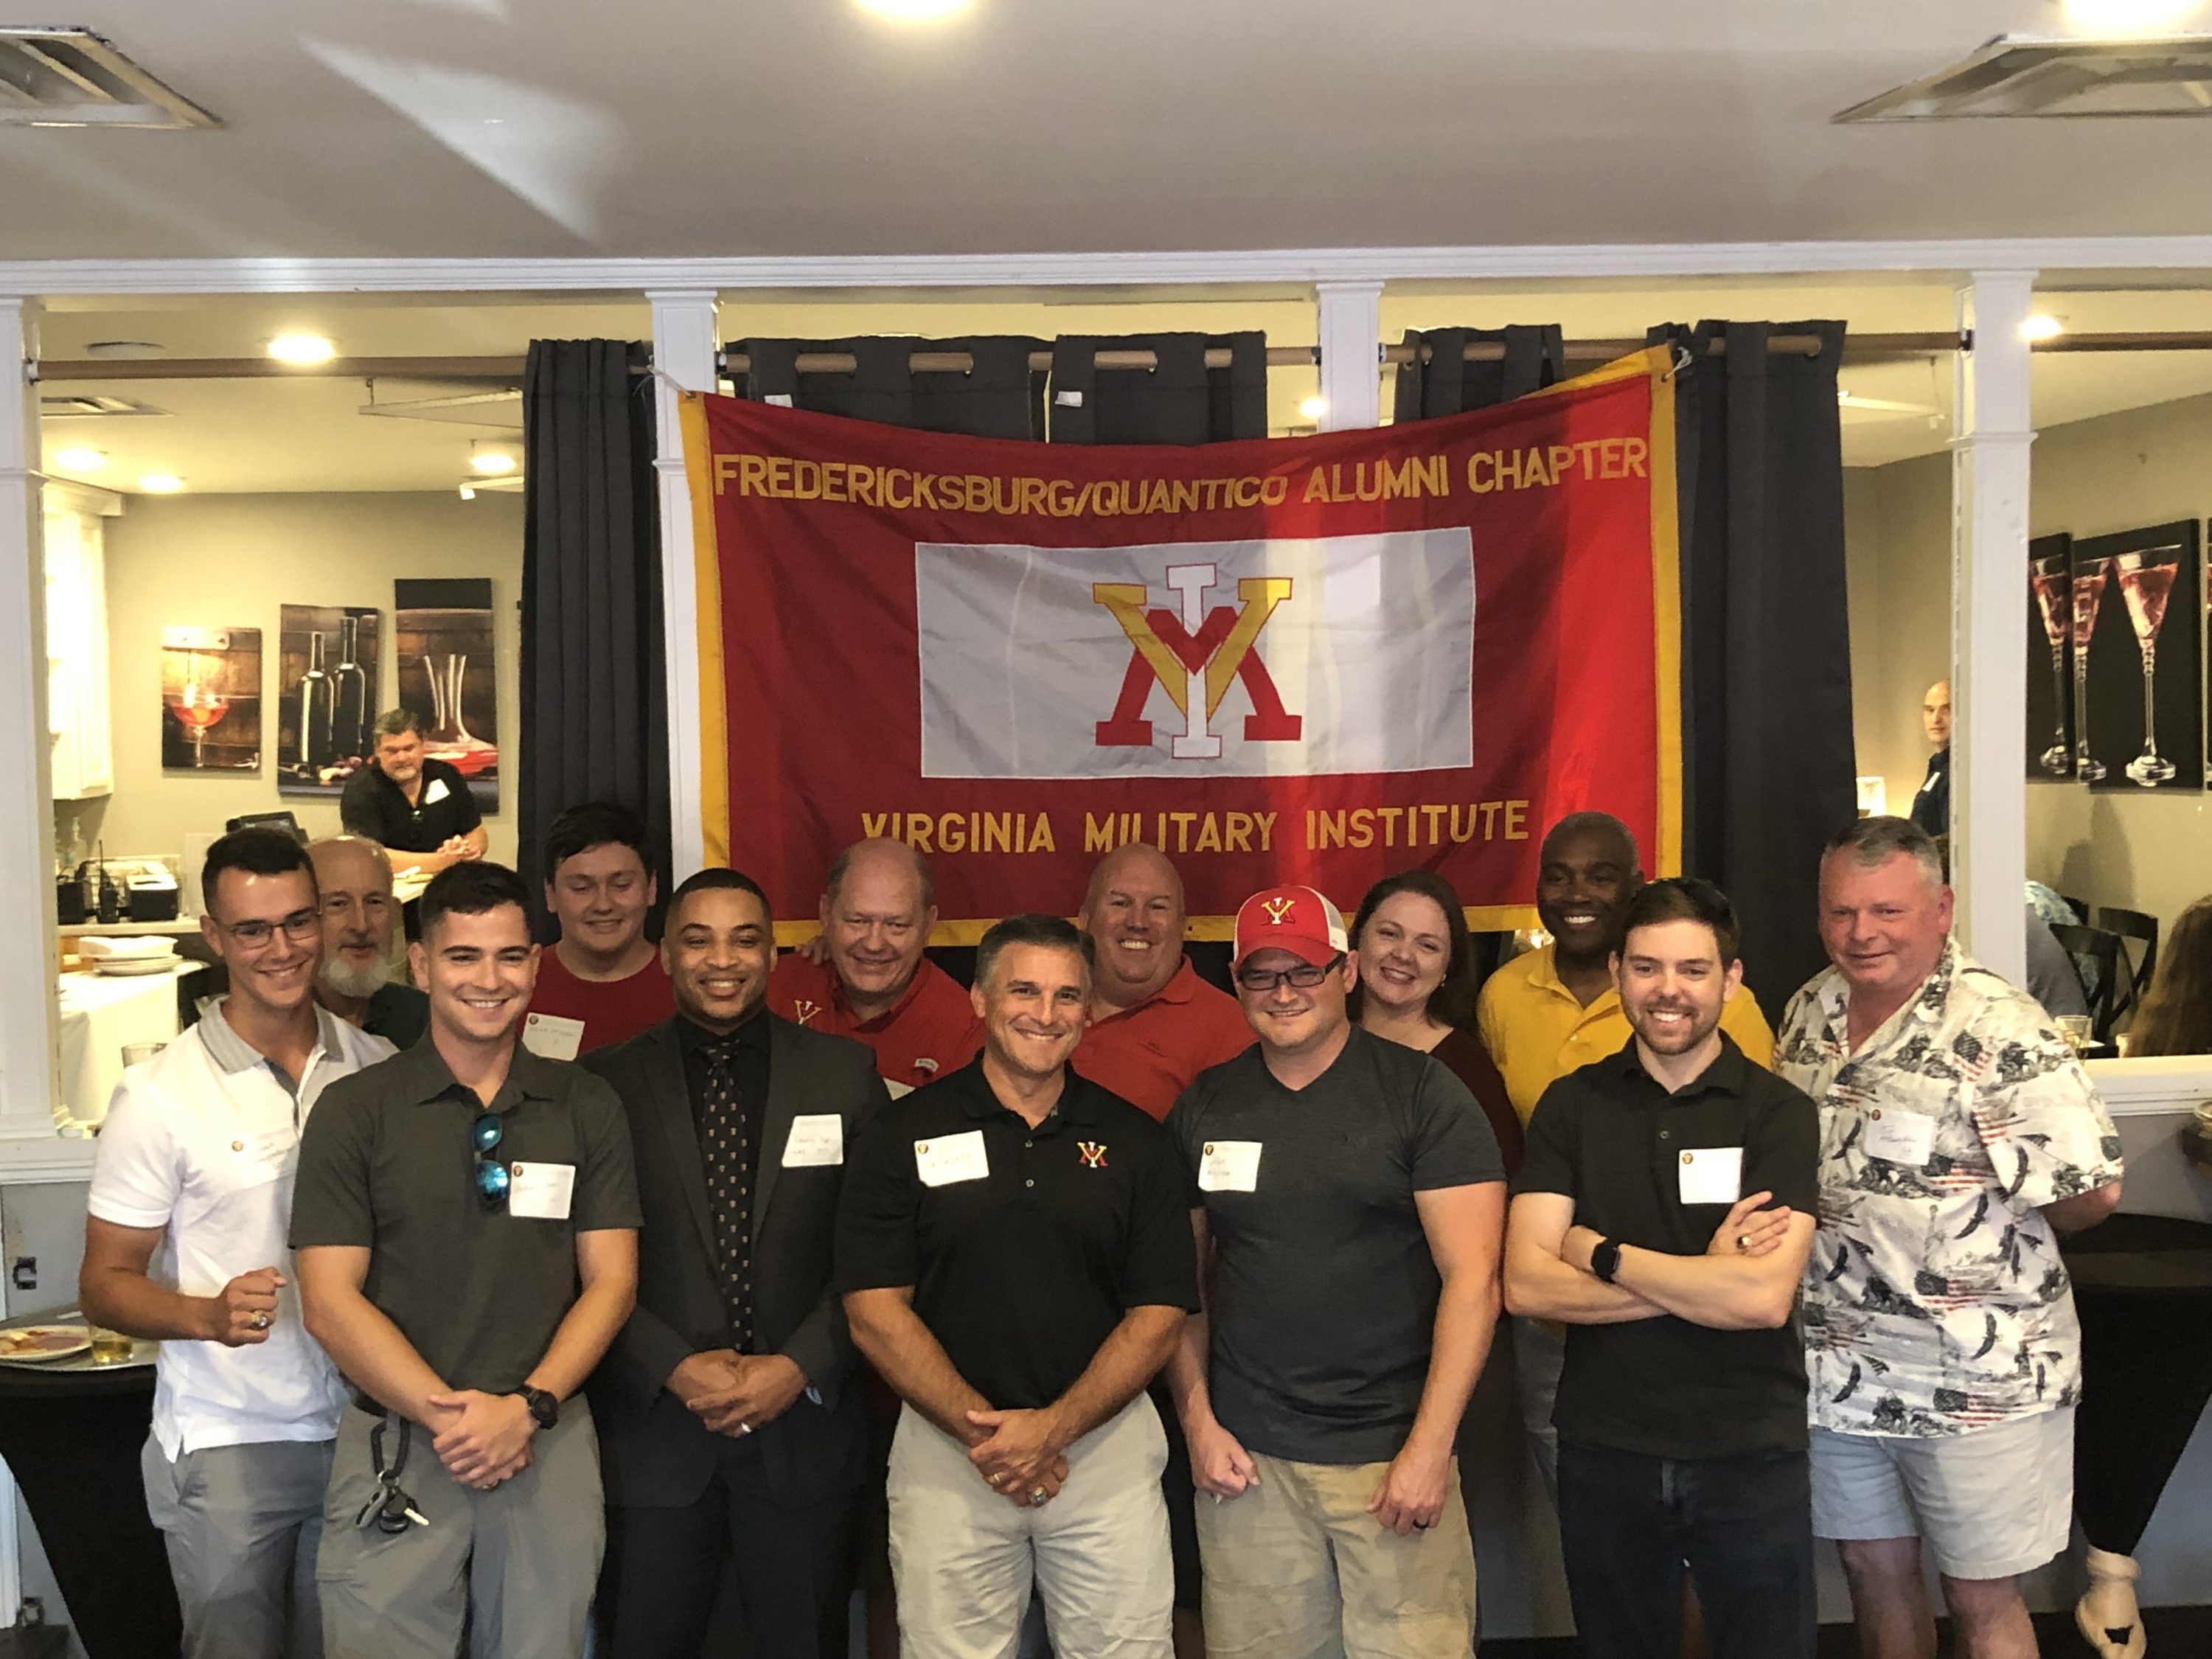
[1315, 280, 1383, 431]
[1950, 271, 2037, 984]
[0, 299, 58, 1141]
[648, 291, 720, 883]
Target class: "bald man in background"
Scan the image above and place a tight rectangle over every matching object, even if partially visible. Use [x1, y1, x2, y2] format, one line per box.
[308, 836, 429, 1050]
[769, 838, 981, 1096]
[1074, 844, 1253, 1121]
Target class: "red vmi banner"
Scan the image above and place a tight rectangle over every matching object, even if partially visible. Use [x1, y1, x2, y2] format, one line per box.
[682, 347, 1680, 941]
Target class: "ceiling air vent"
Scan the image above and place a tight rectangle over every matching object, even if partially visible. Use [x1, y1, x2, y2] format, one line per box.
[0, 27, 218, 128]
[1837, 33, 2212, 120]
[39, 394, 172, 418]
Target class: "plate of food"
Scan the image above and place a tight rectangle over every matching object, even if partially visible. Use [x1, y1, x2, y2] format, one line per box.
[0, 1324, 92, 1363]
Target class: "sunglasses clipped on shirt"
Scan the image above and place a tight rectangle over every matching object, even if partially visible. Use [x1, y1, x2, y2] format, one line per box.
[473, 1111, 511, 1207]
[1234, 953, 1346, 994]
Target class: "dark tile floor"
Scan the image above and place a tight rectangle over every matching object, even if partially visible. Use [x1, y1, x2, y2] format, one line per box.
[1481, 1604, 2211, 1655]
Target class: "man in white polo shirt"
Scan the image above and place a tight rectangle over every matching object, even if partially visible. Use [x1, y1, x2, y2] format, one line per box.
[80, 828, 392, 1659]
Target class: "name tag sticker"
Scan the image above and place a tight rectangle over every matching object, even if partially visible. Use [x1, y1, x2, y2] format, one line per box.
[1199, 1140, 1262, 1194]
[914, 1130, 989, 1187]
[1677, 1146, 1743, 1206]
[783, 1114, 844, 1168]
[232, 1126, 294, 1184]
[509, 1161, 575, 1220]
[423, 776, 452, 806]
[521, 1013, 585, 1061]
[1863, 1107, 1937, 1169]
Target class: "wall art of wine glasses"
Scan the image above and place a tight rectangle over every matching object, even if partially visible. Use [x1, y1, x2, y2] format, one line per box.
[2071, 521, 2202, 793]
[2026, 534, 2073, 779]
[394, 577, 500, 813]
[277, 605, 382, 797]
[160, 625, 261, 771]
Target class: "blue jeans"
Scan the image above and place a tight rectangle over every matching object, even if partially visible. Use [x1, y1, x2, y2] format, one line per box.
[1556, 1439, 1815, 1659]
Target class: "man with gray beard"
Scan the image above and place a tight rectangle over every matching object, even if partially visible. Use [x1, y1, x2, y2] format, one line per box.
[310, 837, 429, 1049]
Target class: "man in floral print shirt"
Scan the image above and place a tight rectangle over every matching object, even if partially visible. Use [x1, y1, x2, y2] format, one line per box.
[1778, 817, 2122, 1659]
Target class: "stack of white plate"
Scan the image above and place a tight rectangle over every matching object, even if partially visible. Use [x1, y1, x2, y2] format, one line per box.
[78, 936, 181, 977]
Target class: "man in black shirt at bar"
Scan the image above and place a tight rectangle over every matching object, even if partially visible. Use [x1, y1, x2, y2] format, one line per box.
[338, 709, 486, 874]
[837, 914, 1197, 1659]
[1504, 877, 1820, 1659]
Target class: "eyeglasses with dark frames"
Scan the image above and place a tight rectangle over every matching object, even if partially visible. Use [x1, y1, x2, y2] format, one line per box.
[1235, 953, 1346, 994]
[215, 908, 324, 950]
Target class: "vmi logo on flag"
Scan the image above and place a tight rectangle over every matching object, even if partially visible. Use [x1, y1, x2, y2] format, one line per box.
[914, 530, 1475, 781]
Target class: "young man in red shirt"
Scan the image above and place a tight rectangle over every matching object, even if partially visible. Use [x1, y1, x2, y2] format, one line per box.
[524, 803, 673, 1058]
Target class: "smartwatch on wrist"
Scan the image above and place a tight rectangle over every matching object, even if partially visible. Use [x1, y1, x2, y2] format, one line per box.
[1590, 1238, 1624, 1284]
[510, 1385, 559, 1431]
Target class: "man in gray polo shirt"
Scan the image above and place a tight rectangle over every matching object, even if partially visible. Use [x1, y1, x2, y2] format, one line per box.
[1165, 885, 1506, 1659]
[293, 861, 640, 1659]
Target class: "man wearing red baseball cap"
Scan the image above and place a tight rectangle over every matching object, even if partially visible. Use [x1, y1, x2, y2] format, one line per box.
[1162, 884, 1506, 1658]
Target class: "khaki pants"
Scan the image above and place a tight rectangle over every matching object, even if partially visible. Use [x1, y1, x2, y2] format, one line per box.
[1196, 1450, 1477, 1659]
[888, 1397, 1173, 1659]
[316, 1400, 605, 1659]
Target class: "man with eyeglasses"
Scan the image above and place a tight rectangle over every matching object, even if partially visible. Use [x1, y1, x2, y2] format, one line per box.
[310, 836, 429, 1049]
[292, 861, 640, 1659]
[1164, 885, 1505, 1659]
[81, 828, 394, 1659]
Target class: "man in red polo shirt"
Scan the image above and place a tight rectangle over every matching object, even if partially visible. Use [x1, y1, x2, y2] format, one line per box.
[1074, 844, 1252, 1120]
[524, 801, 674, 1057]
[768, 838, 981, 1094]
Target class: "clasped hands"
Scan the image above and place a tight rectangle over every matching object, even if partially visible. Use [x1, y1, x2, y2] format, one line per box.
[669, 1349, 807, 1439]
[965, 1406, 1071, 1509]
[423, 1389, 536, 1492]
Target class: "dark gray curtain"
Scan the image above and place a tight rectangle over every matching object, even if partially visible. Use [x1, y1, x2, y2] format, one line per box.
[519, 339, 668, 928]
[731, 335, 1047, 439]
[1047, 332, 1267, 443]
[1650, 319, 1855, 1008]
[1391, 325, 1565, 419]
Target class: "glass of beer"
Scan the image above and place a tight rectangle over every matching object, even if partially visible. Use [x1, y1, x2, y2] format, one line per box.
[88, 1327, 135, 1365]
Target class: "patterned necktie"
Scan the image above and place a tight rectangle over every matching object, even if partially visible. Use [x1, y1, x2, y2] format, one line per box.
[699, 1038, 754, 1352]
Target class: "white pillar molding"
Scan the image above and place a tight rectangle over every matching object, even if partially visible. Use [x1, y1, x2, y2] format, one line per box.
[1315, 280, 1384, 431]
[647, 290, 720, 883]
[0, 299, 58, 1144]
[1949, 270, 2036, 984]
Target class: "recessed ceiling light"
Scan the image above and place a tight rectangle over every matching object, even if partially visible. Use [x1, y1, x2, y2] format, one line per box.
[855, 0, 974, 19]
[470, 447, 519, 476]
[1298, 396, 1329, 421]
[83, 340, 165, 361]
[52, 448, 105, 471]
[267, 334, 338, 366]
[2020, 314, 2066, 341]
[2061, 0, 2204, 35]
[137, 473, 184, 493]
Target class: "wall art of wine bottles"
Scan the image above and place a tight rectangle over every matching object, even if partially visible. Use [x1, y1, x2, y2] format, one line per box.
[276, 605, 383, 797]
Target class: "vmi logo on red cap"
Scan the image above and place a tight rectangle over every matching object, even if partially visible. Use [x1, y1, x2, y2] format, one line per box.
[1262, 895, 1297, 925]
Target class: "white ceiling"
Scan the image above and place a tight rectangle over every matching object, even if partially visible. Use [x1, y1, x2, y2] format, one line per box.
[4, 2, 2212, 262]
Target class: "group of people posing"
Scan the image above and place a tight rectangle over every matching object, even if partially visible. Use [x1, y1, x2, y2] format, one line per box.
[80, 796, 2123, 1659]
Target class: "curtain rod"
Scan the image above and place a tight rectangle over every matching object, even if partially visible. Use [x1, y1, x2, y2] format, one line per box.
[34, 331, 2212, 383]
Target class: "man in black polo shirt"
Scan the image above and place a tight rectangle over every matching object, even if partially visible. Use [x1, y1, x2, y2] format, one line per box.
[1503, 877, 1820, 1659]
[338, 709, 487, 874]
[837, 914, 1196, 1659]
[1165, 884, 1503, 1659]
[292, 861, 640, 1659]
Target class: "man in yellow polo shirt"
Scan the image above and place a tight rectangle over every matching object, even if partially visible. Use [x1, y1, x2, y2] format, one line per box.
[1477, 810, 1774, 1501]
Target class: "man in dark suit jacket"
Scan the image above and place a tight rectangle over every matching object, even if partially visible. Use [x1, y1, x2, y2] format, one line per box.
[586, 867, 891, 1659]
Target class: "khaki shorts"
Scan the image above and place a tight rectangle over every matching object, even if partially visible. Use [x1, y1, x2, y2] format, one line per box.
[1195, 1450, 1476, 1659]
[1809, 1407, 2074, 1582]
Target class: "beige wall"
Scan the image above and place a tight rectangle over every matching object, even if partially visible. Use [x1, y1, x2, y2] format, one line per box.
[84, 491, 525, 869]
[1846, 389, 2212, 930]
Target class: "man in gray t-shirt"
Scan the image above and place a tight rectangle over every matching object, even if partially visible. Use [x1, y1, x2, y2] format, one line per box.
[1164, 885, 1505, 1659]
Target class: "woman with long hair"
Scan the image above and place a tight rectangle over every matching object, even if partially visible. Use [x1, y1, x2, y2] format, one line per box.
[2123, 897, 2212, 1057]
[1348, 869, 1523, 1172]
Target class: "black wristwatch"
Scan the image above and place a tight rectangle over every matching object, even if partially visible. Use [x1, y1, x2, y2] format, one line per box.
[1590, 1237, 1624, 1284]
[510, 1385, 559, 1431]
